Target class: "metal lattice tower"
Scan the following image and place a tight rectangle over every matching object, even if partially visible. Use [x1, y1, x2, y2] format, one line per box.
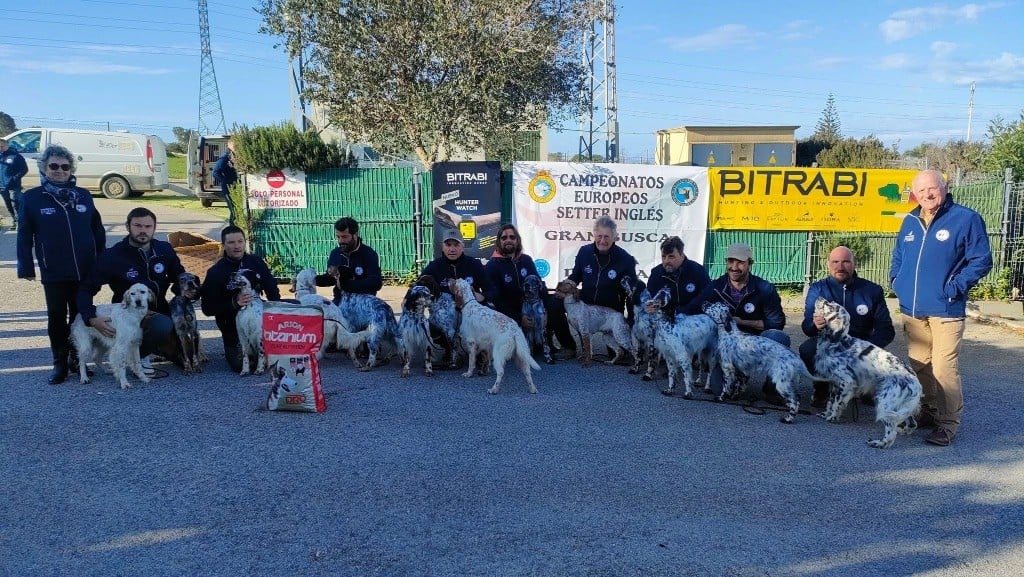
[198, 0, 226, 135]
[578, 0, 618, 163]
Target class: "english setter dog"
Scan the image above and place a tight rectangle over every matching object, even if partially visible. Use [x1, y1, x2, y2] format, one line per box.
[228, 269, 267, 376]
[170, 272, 203, 375]
[703, 302, 811, 424]
[449, 278, 539, 394]
[292, 268, 370, 364]
[331, 275, 405, 371]
[521, 275, 553, 364]
[647, 287, 718, 398]
[399, 284, 438, 377]
[814, 298, 922, 448]
[554, 280, 634, 368]
[415, 275, 462, 368]
[620, 275, 658, 379]
[70, 282, 153, 390]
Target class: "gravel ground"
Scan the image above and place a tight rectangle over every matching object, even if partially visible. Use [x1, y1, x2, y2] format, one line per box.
[3, 199, 1024, 577]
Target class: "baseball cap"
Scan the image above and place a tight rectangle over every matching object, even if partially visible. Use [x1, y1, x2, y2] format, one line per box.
[442, 229, 464, 243]
[725, 243, 753, 262]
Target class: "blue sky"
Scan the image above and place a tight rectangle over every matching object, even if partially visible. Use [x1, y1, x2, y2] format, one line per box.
[3, 1, 1022, 158]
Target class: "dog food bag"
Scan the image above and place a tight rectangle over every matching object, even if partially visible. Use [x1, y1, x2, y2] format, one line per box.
[262, 302, 326, 413]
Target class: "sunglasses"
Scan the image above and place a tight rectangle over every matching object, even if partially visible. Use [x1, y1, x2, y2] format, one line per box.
[47, 163, 72, 171]
[500, 234, 518, 240]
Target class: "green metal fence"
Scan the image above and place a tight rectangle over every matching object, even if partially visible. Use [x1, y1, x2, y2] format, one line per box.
[251, 168, 1011, 295]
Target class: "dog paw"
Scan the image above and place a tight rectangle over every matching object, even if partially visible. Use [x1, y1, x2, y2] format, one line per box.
[400, 368, 410, 378]
[487, 386, 499, 394]
[780, 414, 795, 424]
[641, 374, 653, 382]
[120, 382, 132, 390]
[544, 356, 555, 365]
[462, 371, 474, 378]
[660, 389, 675, 397]
[628, 367, 640, 375]
[867, 439, 891, 449]
[425, 368, 433, 377]
[683, 391, 693, 400]
[528, 385, 538, 394]
[358, 365, 372, 372]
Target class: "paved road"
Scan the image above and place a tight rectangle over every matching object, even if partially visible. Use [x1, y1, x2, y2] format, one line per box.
[3, 198, 1024, 576]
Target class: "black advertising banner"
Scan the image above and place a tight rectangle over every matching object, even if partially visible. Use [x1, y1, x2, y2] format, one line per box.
[431, 161, 503, 259]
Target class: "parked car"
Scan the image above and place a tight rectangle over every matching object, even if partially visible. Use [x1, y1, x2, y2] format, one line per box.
[187, 133, 233, 207]
[2, 128, 169, 199]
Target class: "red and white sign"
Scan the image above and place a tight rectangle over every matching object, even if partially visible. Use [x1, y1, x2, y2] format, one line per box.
[246, 168, 307, 209]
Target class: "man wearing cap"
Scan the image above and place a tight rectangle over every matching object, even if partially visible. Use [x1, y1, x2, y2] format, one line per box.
[685, 242, 788, 399]
[325, 216, 382, 303]
[799, 245, 895, 408]
[421, 228, 492, 302]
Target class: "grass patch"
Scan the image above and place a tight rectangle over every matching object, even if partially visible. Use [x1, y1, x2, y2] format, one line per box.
[168, 155, 186, 180]
[136, 192, 229, 221]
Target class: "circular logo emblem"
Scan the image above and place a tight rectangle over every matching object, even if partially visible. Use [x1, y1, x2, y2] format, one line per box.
[685, 283, 696, 293]
[76, 204, 87, 213]
[670, 178, 699, 207]
[153, 263, 165, 274]
[743, 303, 755, 314]
[465, 276, 474, 285]
[126, 268, 139, 280]
[504, 274, 513, 283]
[535, 259, 551, 278]
[936, 229, 950, 241]
[266, 169, 287, 189]
[856, 304, 869, 316]
[528, 171, 557, 204]
[355, 266, 364, 276]
[520, 268, 528, 277]
[608, 270, 617, 280]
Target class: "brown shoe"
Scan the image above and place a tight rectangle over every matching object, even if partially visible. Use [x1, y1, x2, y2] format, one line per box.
[926, 427, 955, 447]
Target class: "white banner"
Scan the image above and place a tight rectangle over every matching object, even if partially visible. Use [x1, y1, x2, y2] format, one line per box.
[512, 162, 710, 282]
[246, 168, 307, 210]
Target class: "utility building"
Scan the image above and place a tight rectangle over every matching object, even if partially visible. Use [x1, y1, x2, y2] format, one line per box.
[655, 125, 798, 167]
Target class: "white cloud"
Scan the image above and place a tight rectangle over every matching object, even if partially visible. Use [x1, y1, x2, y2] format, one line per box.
[934, 51, 1024, 86]
[7, 59, 172, 75]
[663, 24, 760, 52]
[879, 53, 914, 70]
[931, 41, 958, 57]
[879, 2, 1005, 42]
[812, 56, 852, 68]
[780, 19, 820, 41]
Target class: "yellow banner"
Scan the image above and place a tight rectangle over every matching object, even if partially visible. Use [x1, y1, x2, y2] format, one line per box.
[708, 168, 920, 232]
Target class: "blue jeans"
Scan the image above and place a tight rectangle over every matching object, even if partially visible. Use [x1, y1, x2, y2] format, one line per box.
[1, 187, 22, 219]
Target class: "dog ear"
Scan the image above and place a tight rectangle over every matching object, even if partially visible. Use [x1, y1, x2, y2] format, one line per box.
[148, 287, 157, 308]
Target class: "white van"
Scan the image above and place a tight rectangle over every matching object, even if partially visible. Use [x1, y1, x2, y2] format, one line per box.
[2, 128, 169, 199]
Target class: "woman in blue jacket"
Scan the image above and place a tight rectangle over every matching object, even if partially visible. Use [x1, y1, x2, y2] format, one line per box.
[16, 145, 106, 384]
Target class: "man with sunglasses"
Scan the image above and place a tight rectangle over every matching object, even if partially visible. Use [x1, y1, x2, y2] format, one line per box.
[17, 145, 106, 384]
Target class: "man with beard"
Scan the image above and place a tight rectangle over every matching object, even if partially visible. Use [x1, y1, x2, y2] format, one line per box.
[484, 224, 574, 353]
[77, 207, 185, 373]
[325, 217, 383, 303]
[643, 236, 710, 316]
[685, 243, 788, 399]
[201, 225, 282, 373]
[800, 245, 894, 408]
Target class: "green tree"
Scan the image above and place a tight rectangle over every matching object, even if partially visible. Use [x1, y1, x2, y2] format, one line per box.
[982, 111, 1024, 181]
[812, 93, 842, 145]
[0, 111, 16, 135]
[815, 135, 896, 168]
[258, 0, 597, 170]
[167, 126, 197, 155]
[229, 122, 354, 174]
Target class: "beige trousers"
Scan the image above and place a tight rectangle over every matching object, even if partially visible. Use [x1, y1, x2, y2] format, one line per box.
[902, 315, 966, 433]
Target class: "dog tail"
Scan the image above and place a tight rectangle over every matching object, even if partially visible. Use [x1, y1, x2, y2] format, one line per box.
[514, 330, 541, 372]
[337, 324, 373, 352]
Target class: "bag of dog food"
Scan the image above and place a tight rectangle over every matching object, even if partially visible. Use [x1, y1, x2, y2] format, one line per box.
[262, 302, 326, 412]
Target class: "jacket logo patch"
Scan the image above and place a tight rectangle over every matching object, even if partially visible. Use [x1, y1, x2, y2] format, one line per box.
[584, 265, 592, 274]
[154, 263, 165, 274]
[504, 274, 512, 283]
[904, 232, 915, 242]
[935, 229, 950, 241]
[41, 207, 56, 215]
[76, 204, 87, 213]
[856, 304, 869, 315]
[685, 283, 695, 293]
[743, 303, 755, 313]
[355, 266, 363, 276]
[520, 268, 527, 277]
[126, 268, 139, 280]
[608, 270, 617, 280]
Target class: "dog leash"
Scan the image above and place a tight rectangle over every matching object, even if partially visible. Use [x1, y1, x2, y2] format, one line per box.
[661, 390, 816, 417]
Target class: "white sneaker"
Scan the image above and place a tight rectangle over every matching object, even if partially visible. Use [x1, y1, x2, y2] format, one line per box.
[141, 355, 156, 377]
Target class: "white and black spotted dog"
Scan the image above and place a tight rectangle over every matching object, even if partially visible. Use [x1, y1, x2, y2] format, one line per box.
[647, 287, 718, 398]
[620, 275, 659, 380]
[521, 275, 553, 364]
[555, 280, 635, 368]
[228, 269, 267, 376]
[399, 284, 439, 377]
[415, 275, 462, 368]
[703, 302, 811, 424]
[291, 268, 371, 364]
[70, 283, 154, 390]
[170, 272, 203, 375]
[814, 297, 922, 448]
[330, 274, 405, 371]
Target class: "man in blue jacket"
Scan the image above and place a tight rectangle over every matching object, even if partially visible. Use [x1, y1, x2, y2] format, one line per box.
[644, 236, 710, 316]
[0, 137, 28, 230]
[211, 140, 238, 226]
[800, 245, 895, 407]
[421, 228, 491, 301]
[17, 145, 105, 383]
[201, 225, 282, 373]
[325, 216, 383, 302]
[77, 207, 186, 372]
[567, 215, 638, 314]
[890, 169, 992, 447]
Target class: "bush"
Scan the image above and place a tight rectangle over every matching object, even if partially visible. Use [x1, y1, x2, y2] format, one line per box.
[229, 122, 355, 174]
[816, 234, 873, 274]
[968, 267, 1012, 301]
